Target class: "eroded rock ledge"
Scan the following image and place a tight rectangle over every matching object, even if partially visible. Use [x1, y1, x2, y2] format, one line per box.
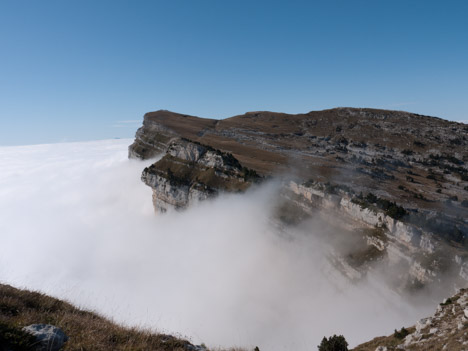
[141, 138, 260, 212]
[284, 179, 468, 291]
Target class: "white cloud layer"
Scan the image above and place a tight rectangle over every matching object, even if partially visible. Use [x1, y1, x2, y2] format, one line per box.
[0, 140, 435, 350]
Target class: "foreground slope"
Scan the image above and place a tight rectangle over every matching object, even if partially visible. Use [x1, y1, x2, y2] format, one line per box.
[1, 284, 466, 350]
[353, 288, 468, 351]
[0, 284, 212, 351]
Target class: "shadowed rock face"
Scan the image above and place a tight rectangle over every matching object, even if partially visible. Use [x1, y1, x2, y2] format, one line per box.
[129, 107, 468, 293]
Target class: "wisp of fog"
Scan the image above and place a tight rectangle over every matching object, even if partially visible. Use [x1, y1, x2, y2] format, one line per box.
[0, 140, 434, 350]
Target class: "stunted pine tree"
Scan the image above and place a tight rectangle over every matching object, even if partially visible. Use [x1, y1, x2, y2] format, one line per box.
[318, 334, 348, 351]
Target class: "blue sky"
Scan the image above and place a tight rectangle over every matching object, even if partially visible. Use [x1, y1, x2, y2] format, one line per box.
[1, 0, 467, 145]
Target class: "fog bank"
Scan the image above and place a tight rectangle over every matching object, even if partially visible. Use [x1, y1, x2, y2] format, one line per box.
[0, 140, 434, 350]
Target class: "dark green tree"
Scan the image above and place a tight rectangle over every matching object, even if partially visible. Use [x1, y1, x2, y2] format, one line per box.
[318, 334, 348, 351]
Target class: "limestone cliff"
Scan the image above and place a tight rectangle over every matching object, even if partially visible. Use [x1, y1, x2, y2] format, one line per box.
[141, 139, 259, 212]
[129, 108, 468, 218]
[284, 179, 468, 291]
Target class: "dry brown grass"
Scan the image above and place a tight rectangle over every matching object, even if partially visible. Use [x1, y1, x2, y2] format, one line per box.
[0, 283, 241, 351]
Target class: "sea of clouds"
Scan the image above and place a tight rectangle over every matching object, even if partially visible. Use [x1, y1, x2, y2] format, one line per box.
[0, 139, 435, 350]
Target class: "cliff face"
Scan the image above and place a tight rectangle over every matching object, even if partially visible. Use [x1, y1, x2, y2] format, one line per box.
[284, 180, 468, 291]
[129, 110, 217, 160]
[130, 108, 467, 211]
[141, 139, 259, 212]
[130, 107, 467, 221]
[129, 107, 468, 293]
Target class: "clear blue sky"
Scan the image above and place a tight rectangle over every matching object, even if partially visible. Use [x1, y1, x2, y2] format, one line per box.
[1, 0, 467, 145]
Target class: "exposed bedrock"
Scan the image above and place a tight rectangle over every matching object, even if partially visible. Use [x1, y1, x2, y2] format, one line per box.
[141, 139, 259, 213]
[284, 180, 468, 293]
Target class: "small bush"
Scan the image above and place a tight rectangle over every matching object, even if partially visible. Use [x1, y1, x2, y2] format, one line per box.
[413, 141, 425, 147]
[365, 193, 378, 204]
[394, 327, 409, 339]
[402, 149, 413, 156]
[318, 335, 348, 351]
[440, 297, 453, 306]
[413, 193, 427, 201]
[242, 167, 260, 181]
[0, 322, 37, 351]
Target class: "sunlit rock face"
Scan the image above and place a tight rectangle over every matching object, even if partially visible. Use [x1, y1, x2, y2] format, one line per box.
[141, 139, 259, 213]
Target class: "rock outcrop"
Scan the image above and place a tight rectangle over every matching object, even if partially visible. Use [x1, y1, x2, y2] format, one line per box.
[141, 139, 260, 212]
[284, 179, 468, 291]
[22, 324, 68, 351]
[353, 288, 468, 350]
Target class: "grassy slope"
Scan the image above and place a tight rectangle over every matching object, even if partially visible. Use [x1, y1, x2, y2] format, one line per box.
[3, 282, 467, 351]
[0, 284, 243, 351]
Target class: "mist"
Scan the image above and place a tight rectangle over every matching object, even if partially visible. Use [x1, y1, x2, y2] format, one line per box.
[0, 139, 435, 350]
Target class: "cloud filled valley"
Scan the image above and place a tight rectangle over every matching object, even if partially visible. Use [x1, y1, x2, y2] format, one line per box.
[0, 139, 437, 350]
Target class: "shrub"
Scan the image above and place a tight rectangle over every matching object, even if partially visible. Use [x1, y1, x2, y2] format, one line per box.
[402, 149, 413, 156]
[374, 195, 408, 219]
[440, 298, 453, 306]
[385, 203, 408, 219]
[394, 327, 409, 339]
[242, 167, 260, 181]
[365, 193, 378, 204]
[451, 227, 465, 243]
[0, 322, 37, 351]
[318, 335, 348, 351]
